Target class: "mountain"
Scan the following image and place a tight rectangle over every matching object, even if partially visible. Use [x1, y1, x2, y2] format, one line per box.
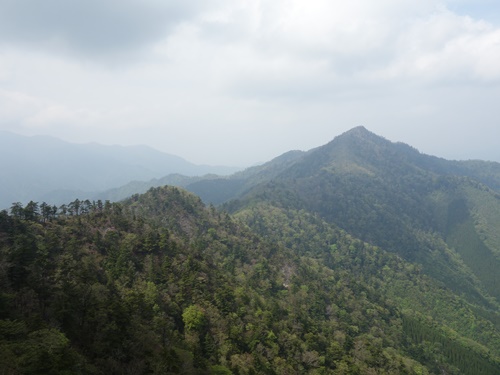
[225, 127, 500, 302]
[69, 126, 500, 210]
[98, 149, 306, 205]
[220, 126, 500, 373]
[2, 127, 500, 374]
[142, 127, 500, 207]
[2, 185, 500, 374]
[90, 126, 500, 310]
[0, 131, 239, 209]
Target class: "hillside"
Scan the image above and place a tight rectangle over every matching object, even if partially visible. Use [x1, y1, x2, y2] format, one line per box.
[2, 185, 500, 374]
[222, 126, 500, 373]
[0, 131, 239, 209]
[224, 127, 500, 306]
[2, 127, 500, 374]
[0, 188, 452, 373]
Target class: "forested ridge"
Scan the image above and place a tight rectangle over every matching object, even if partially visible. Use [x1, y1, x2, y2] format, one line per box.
[2, 127, 500, 374]
[1, 187, 500, 374]
[225, 127, 500, 309]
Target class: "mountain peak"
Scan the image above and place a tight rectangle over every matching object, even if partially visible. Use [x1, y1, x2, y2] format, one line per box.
[345, 125, 369, 134]
[321, 126, 388, 153]
[337, 125, 381, 141]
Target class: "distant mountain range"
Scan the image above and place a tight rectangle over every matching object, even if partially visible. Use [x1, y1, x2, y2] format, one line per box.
[94, 150, 307, 203]
[0, 131, 240, 209]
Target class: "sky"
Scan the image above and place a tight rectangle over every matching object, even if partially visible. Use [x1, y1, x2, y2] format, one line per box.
[1, 0, 500, 167]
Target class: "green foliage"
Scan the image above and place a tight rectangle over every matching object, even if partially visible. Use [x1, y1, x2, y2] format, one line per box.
[235, 202, 500, 374]
[0, 320, 85, 374]
[226, 128, 500, 317]
[2, 180, 500, 374]
[403, 313, 500, 375]
[210, 365, 233, 374]
[183, 305, 206, 331]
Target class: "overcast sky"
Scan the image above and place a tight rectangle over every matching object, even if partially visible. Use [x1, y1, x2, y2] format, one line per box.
[1, 0, 500, 166]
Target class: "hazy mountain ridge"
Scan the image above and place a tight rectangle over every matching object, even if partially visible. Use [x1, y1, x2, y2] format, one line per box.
[96, 149, 307, 205]
[168, 127, 500, 205]
[0, 131, 239, 209]
[89, 127, 500, 207]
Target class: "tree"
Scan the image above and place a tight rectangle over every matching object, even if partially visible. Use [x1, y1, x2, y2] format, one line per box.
[10, 202, 24, 219]
[39, 202, 55, 222]
[23, 201, 39, 221]
[68, 199, 81, 216]
[183, 305, 206, 332]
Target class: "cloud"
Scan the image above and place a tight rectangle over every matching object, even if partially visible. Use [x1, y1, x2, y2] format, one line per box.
[0, 0, 206, 60]
[383, 8, 500, 83]
[142, 0, 500, 104]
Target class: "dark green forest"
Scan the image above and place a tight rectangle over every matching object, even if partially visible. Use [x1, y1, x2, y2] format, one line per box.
[2, 127, 500, 374]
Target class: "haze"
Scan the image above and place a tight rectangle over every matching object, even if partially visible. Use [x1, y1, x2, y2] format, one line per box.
[1, 0, 500, 166]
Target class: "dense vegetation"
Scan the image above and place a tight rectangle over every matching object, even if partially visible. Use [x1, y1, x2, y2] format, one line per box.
[224, 128, 500, 310]
[234, 203, 500, 373]
[2, 127, 500, 374]
[1, 188, 500, 374]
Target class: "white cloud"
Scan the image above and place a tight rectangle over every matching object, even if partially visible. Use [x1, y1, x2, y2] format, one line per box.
[383, 8, 500, 82]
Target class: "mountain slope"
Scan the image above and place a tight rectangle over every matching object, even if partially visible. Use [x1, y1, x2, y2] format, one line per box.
[94, 126, 500, 310]
[3, 186, 486, 374]
[3, 127, 500, 374]
[234, 201, 500, 372]
[91, 127, 500, 209]
[88, 126, 500, 310]
[226, 126, 500, 309]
